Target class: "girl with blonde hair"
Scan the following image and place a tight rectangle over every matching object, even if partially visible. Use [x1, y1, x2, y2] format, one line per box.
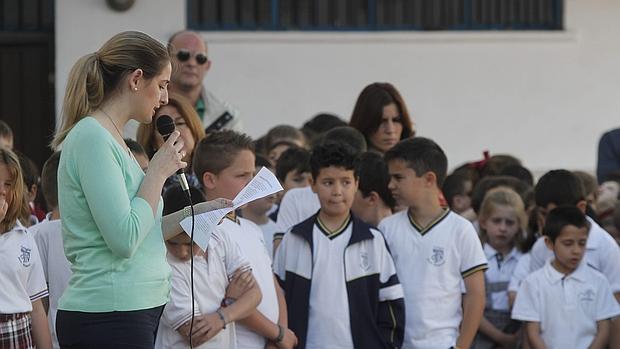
[0, 147, 52, 348]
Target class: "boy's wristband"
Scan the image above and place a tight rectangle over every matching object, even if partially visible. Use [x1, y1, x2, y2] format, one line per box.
[273, 324, 284, 343]
[220, 297, 236, 308]
[215, 308, 227, 329]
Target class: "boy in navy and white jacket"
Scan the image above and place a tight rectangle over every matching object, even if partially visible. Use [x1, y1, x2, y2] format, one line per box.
[274, 142, 405, 349]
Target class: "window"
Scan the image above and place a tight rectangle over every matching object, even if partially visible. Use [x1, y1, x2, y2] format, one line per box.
[187, 0, 563, 31]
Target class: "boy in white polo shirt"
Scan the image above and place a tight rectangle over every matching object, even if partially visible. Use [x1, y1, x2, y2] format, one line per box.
[526, 170, 620, 295]
[517, 170, 620, 346]
[156, 186, 262, 349]
[30, 152, 69, 349]
[194, 130, 297, 349]
[350, 152, 395, 227]
[512, 206, 620, 349]
[379, 137, 488, 349]
[274, 142, 405, 349]
[240, 154, 279, 258]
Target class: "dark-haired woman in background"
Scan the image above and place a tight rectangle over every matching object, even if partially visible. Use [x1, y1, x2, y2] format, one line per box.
[349, 82, 415, 154]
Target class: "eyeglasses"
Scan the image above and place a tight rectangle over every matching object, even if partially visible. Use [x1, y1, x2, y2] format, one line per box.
[176, 50, 208, 65]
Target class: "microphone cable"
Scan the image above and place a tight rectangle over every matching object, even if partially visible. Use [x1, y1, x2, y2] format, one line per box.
[186, 192, 196, 349]
[190, 200, 196, 348]
[157, 115, 197, 347]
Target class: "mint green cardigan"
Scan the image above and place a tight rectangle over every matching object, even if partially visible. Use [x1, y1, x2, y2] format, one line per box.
[57, 117, 170, 312]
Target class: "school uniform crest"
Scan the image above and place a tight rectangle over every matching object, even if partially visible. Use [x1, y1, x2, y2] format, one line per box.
[360, 251, 370, 271]
[427, 246, 445, 266]
[18, 245, 31, 267]
[579, 289, 595, 302]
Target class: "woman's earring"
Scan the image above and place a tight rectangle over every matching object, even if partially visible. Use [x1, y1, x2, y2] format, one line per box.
[134, 87, 138, 91]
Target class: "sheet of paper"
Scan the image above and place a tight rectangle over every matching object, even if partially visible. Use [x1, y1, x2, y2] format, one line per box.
[179, 206, 232, 250]
[180, 167, 283, 251]
[232, 167, 284, 208]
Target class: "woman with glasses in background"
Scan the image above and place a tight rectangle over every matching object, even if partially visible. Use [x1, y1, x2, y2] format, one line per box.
[137, 93, 206, 194]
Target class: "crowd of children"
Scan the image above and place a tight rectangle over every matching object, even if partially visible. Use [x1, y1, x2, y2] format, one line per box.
[4, 78, 620, 349]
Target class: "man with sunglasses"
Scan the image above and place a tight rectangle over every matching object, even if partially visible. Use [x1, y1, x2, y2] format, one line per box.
[168, 30, 241, 133]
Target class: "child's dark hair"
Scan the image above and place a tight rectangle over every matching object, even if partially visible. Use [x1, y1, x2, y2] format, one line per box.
[255, 153, 272, 170]
[253, 135, 267, 156]
[303, 113, 347, 134]
[0, 120, 13, 140]
[317, 126, 367, 155]
[499, 164, 534, 187]
[264, 125, 305, 151]
[357, 152, 396, 209]
[124, 138, 147, 156]
[543, 206, 589, 243]
[276, 147, 311, 182]
[310, 142, 359, 180]
[193, 130, 254, 182]
[573, 170, 598, 202]
[301, 113, 347, 146]
[442, 173, 471, 209]
[163, 186, 205, 216]
[452, 162, 482, 189]
[480, 154, 522, 178]
[535, 170, 586, 208]
[384, 137, 448, 187]
[15, 150, 39, 192]
[471, 176, 533, 214]
[41, 152, 61, 210]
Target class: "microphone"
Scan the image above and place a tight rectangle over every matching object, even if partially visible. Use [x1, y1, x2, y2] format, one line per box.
[156, 115, 191, 195]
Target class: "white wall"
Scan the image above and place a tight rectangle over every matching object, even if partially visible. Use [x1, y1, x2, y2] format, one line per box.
[55, 0, 186, 135]
[56, 0, 620, 174]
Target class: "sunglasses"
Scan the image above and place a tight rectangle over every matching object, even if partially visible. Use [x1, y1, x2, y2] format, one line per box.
[176, 50, 208, 65]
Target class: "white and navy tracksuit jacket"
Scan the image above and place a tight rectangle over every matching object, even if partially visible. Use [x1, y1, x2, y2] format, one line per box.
[274, 213, 406, 349]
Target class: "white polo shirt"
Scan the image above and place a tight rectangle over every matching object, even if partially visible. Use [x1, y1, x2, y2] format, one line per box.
[275, 186, 320, 235]
[31, 215, 71, 349]
[257, 218, 278, 258]
[306, 217, 354, 349]
[512, 260, 620, 349]
[220, 216, 279, 349]
[529, 217, 620, 292]
[379, 209, 488, 349]
[0, 221, 48, 314]
[156, 228, 249, 349]
[483, 244, 522, 311]
[508, 253, 531, 293]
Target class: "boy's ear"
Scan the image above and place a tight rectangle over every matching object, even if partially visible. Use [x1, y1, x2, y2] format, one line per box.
[367, 191, 382, 206]
[423, 171, 437, 187]
[309, 176, 318, 194]
[576, 200, 588, 214]
[202, 172, 217, 190]
[544, 235, 554, 252]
